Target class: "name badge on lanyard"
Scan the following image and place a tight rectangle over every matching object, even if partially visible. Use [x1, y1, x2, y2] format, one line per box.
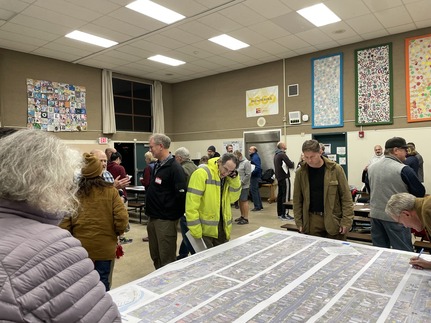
[155, 177, 162, 184]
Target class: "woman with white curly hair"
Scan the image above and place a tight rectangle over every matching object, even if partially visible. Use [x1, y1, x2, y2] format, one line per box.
[0, 129, 121, 322]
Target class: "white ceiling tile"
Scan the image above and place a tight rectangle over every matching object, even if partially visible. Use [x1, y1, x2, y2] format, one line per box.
[279, 0, 320, 11]
[115, 45, 153, 59]
[229, 27, 267, 44]
[219, 4, 266, 27]
[336, 35, 364, 46]
[361, 29, 390, 40]
[92, 16, 147, 38]
[345, 14, 385, 34]
[0, 38, 39, 52]
[156, 0, 207, 16]
[9, 13, 71, 34]
[254, 40, 291, 55]
[79, 23, 130, 43]
[320, 22, 360, 40]
[177, 21, 217, 39]
[160, 28, 202, 45]
[128, 40, 171, 55]
[175, 45, 213, 59]
[144, 34, 186, 50]
[374, 6, 414, 28]
[29, 0, 103, 22]
[271, 11, 314, 34]
[387, 23, 418, 34]
[102, 50, 142, 63]
[61, 0, 121, 15]
[325, 0, 371, 19]
[241, 46, 273, 59]
[20, 4, 88, 29]
[293, 46, 318, 55]
[244, 0, 293, 19]
[197, 13, 242, 33]
[0, 29, 47, 46]
[405, 0, 431, 22]
[40, 41, 95, 57]
[248, 21, 292, 40]
[2, 22, 59, 41]
[415, 19, 431, 28]
[0, 8, 18, 20]
[361, 0, 403, 11]
[110, 7, 164, 31]
[296, 29, 334, 45]
[274, 35, 311, 50]
[32, 47, 81, 61]
[0, 0, 30, 13]
[314, 41, 341, 50]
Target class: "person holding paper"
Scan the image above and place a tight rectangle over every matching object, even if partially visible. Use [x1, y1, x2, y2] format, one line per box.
[186, 153, 241, 248]
[386, 193, 431, 269]
[274, 141, 295, 220]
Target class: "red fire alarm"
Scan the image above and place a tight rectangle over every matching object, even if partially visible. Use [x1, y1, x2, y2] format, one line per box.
[359, 131, 364, 138]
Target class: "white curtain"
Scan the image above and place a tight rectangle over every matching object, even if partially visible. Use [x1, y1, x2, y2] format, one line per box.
[152, 80, 165, 134]
[102, 69, 116, 134]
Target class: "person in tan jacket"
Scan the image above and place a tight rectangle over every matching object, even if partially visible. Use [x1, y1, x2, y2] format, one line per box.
[61, 153, 129, 291]
[293, 139, 354, 240]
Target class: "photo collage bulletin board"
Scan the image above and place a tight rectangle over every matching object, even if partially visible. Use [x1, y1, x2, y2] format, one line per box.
[27, 78, 87, 132]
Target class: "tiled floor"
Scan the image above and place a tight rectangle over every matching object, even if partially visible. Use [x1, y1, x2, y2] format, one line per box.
[112, 200, 291, 288]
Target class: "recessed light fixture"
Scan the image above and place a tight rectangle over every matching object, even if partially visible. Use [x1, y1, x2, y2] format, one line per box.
[65, 30, 118, 48]
[126, 0, 185, 24]
[148, 55, 185, 66]
[208, 34, 249, 50]
[297, 3, 341, 27]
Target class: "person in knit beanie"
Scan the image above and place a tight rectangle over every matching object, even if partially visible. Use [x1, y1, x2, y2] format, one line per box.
[81, 153, 103, 178]
[60, 152, 129, 291]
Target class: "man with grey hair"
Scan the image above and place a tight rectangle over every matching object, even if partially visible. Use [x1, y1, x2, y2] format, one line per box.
[145, 134, 187, 269]
[293, 139, 353, 241]
[368, 136, 425, 251]
[386, 193, 431, 270]
[175, 146, 198, 259]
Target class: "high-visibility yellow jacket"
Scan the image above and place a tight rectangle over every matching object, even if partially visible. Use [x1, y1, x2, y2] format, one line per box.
[186, 157, 241, 240]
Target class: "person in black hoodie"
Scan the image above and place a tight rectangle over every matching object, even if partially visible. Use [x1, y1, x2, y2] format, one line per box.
[145, 133, 187, 269]
[274, 142, 295, 220]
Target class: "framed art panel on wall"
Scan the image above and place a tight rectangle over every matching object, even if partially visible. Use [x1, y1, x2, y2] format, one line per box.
[312, 53, 343, 129]
[405, 34, 431, 122]
[355, 43, 393, 126]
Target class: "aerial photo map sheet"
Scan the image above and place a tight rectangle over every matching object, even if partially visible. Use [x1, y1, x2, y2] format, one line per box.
[110, 227, 431, 322]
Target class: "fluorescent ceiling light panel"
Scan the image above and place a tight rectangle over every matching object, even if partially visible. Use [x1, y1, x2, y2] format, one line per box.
[297, 3, 341, 27]
[65, 30, 118, 48]
[148, 55, 185, 66]
[126, 0, 185, 24]
[208, 34, 249, 50]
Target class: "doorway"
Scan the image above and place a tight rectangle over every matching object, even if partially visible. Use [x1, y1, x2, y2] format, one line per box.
[114, 142, 149, 185]
[312, 133, 348, 177]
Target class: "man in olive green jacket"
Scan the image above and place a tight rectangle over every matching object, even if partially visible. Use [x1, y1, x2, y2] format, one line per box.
[293, 140, 354, 240]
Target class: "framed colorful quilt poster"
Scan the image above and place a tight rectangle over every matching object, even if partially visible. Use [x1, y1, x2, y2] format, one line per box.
[27, 78, 87, 131]
[355, 43, 393, 125]
[312, 53, 343, 128]
[405, 34, 431, 122]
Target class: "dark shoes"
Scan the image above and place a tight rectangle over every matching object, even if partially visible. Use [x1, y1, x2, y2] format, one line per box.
[237, 218, 249, 225]
[280, 214, 294, 221]
[142, 236, 149, 242]
[119, 237, 133, 244]
[235, 216, 244, 222]
[251, 208, 263, 211]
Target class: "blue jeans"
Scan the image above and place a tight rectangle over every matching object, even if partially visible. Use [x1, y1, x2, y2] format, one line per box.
[94, 260, 112, 291]
[250, 176, 262, 209]
[371, 218, 413, 251]
[178, 215, 195, 258]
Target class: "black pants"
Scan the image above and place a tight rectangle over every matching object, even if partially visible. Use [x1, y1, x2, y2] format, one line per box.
[277, 177, 290, 216]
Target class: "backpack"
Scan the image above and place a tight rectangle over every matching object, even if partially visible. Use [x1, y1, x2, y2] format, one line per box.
[261, 168, 275, 184]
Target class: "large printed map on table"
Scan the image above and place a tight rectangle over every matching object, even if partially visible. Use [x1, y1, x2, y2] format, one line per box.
[110, 227, 431, 322]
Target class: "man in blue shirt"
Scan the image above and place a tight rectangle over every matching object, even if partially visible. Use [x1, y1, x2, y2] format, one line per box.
[249, 146, 263, 211]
